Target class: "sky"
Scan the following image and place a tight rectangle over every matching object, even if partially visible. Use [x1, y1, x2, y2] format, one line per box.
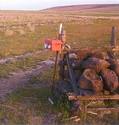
[0, 0, 119, 10]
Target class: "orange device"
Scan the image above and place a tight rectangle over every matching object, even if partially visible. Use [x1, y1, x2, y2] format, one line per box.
[44, 39, 62, 52]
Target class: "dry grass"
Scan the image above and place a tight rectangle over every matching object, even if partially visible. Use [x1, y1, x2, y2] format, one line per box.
[0, 19, 119, 58]
[0, 8, 119, 124]
[5, 29, 14, 37]
[0, 9, 119, 58]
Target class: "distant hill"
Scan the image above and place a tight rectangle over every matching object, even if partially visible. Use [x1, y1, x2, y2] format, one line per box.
[44, 4, 119, 13]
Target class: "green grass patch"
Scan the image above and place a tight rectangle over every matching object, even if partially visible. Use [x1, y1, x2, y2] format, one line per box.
[0, 51, 53, 78]
[0, 87, 53, 125]
[0, 18, 119, 57]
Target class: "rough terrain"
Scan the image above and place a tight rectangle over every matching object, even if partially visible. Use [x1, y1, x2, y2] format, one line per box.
[0, 57, 54, 100]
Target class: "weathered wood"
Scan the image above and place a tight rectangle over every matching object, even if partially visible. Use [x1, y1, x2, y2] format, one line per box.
[67, 93, 119, 101]
[88, 107, 119, 112]
[78, 95, 119, 101]
[111, 26, 116, 48]
[53, 24, 64, 83]
[62, 30, 66, 43]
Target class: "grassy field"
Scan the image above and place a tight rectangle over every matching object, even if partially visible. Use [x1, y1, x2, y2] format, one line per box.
[0, 6, 119, 58]
[0, 50, 53, 78]
[0, 19, 119, 57]
[0, 6, 119, 124]
[1, 18, 119, 78]
[0, 70, 54, 125]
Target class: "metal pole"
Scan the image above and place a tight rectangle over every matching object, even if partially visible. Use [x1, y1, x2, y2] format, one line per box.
[52, 24, 63, 83]
[52, 51, 59, 83]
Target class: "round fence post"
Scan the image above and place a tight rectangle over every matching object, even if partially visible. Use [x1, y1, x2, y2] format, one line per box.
[111, 26, 116, 48]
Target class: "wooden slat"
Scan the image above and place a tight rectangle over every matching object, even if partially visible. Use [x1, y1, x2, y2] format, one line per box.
[88, 107, 119, 112]
[78, 95, 119, 101]
[67, 93, 119, 101]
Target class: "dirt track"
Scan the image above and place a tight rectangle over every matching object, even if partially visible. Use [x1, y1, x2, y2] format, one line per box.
[0, 59, 54, 100]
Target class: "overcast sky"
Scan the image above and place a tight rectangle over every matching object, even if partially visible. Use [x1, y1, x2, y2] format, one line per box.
[0, 0, 119, 10]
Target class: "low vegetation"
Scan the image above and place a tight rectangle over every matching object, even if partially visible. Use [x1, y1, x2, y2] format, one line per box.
[0, 69, 56, 125]
[0, 50, 53, 78]
[0, 6, 119, 124]
[0, 18, 119, 58]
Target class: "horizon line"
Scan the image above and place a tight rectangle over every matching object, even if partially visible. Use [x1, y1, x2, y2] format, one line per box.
[0, 3, 119, 11]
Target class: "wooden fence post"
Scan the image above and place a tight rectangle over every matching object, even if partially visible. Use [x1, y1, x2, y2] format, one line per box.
[111, 26, 116, 48]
